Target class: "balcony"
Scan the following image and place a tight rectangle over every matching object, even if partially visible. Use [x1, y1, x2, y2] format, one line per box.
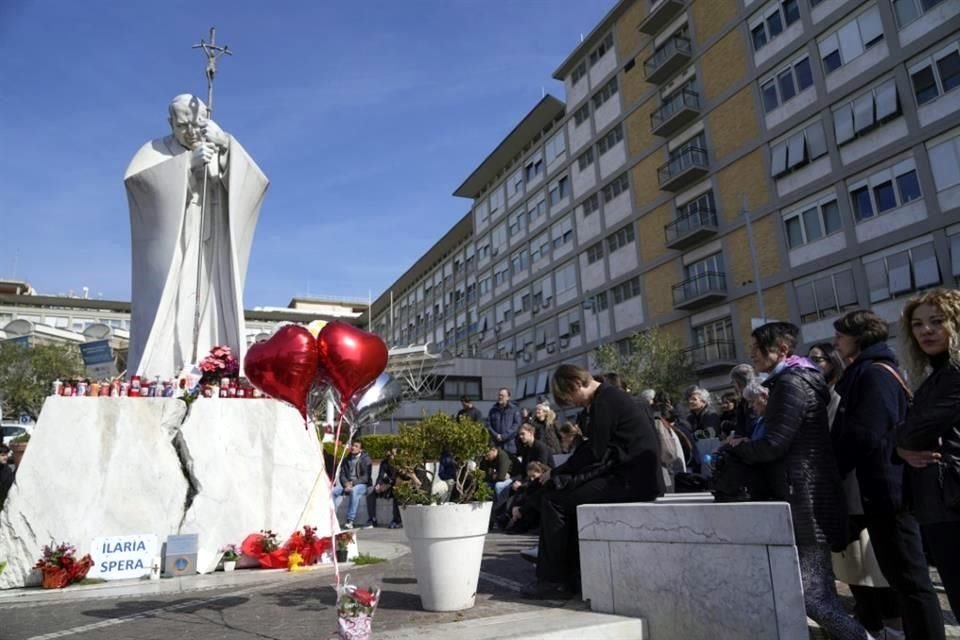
[658, 146, 709, 192]
[644, 34, 691, 84]
[638, 0, 685, 35]
[672, 271, 727, 311]
[651, 89, 700, 137]
[664, 206, 719, 250]
[685, 341, 738, 373]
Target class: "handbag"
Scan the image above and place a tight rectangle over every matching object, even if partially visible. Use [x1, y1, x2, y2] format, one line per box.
[708, 446, 770, 502]
[941, 453, 960, 511]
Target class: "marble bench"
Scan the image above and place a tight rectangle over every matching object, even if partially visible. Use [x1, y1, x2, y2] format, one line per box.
[578, 493, 806, 640]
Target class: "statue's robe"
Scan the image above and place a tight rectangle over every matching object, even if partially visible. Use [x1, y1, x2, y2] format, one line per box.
[124, 134, 268, 378]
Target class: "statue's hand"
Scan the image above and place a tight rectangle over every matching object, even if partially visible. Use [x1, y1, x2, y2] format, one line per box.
[202, 120, 229, 149]
[190, 142, 218, 171]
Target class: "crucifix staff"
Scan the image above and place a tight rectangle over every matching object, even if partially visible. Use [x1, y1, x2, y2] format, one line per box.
[190, 27, 232, 365]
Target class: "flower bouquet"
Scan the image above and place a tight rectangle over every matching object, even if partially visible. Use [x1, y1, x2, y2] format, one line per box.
[199, 345, 240, 385]
[285, 525, 331, 566]
[333, 576, 381, 640]
[34, 542, 93, 589]
[240, 530, 288, 569]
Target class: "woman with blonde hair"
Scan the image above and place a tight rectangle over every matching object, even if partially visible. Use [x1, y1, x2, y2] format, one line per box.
[533, 402, 563, 454]
[897, 288, 960, 618]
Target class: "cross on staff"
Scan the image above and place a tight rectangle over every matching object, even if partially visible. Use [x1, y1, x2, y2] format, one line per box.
[189, 28, 232, 365]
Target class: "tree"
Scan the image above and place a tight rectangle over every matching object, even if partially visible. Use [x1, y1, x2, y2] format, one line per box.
[593, 328, 696, 401]
[0, 341, 84, 420]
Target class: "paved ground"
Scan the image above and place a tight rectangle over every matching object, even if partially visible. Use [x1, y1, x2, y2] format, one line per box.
[1, 527, 956, 639]
[0, 529, 562, 640]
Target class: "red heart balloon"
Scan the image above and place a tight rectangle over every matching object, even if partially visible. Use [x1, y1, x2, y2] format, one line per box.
[245, 325, 319, 419]
[316, 321, 388, 405]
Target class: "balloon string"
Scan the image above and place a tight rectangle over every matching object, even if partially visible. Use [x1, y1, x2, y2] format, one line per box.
[328, 402, 354, 588]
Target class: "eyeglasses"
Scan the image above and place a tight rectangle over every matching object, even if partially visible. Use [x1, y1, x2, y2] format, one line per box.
[809, 356, 827, 363]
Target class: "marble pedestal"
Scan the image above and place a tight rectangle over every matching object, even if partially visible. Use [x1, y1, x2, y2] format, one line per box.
[578, 494, 806, 640]
[0, 397, 333, 589]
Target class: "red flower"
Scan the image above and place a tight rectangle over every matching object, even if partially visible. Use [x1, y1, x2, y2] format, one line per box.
[352, 588, 377, 607]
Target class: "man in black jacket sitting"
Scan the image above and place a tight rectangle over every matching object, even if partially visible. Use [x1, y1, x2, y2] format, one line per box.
[523, 364, 663, 599]
[365, 448, 403, 529]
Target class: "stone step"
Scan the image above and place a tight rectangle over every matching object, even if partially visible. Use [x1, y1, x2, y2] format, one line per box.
[381, 609, 646, 639]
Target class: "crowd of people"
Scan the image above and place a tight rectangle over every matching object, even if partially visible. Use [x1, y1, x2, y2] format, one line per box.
[328, 287, 960, 638]
[480, 288, 959, 640]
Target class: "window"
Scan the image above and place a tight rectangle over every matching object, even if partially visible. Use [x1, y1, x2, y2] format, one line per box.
[524, 156, 544, 181]
[665, 132, 707, 175]
[592, 291, 610, 311]
[770, 120, 828, 177]
[546, 132, 566, 164]
[442, 377, 481, 401]
[548, 176, 570, 206]
[893, 0, 948, 28]
[612, 276, 642, 304]
[910, 43, 960, 106]
[578, 147, 595, 171]
[795, 269, 858, 323]
[496, 299, 512, 323]
[684, 253, 725, 287]
[494, 262, 510, 286]
[592, 77, 619, 109]
[573, 104, 591, 127]
[597, 124, 624, 156]
[751, 0, 802, 52]
[783, 197, 842, 248]
[551, 216, 574, 249]
[511, 249, 528, 274]
[849, 159, 923, 221]
[864, 241, 941, 302]
[761, 56, 814, 113]
[571, 60, 587, 85]
[818, 5, 885, 74]
[949, 233, 960, 282]
[528, 195, 547, 225]
[927, 133, 960, 191]
[583, 193, 600, 216]
[508, 209, 525, 235]
[586, 242, 604, 264]
[674, 190, 717, 229]
[530, 232, 551, 264]
[492, 222, 507, 252]
[555, 262, 578, 295]
[606, 223, 636, 252]
[489, 188, 504, 216]
[602, 173, 629, 203]
[511, 169, 524, 195]
[479, 276, 492, 295]
[833, 79, 900, 145]
[558, 309, 582, 339]
[589, 33, 614, 67]
[693, 317, 734, 352]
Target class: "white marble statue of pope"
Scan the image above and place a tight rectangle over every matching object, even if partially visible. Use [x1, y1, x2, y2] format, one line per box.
[124, 94, 268, 379]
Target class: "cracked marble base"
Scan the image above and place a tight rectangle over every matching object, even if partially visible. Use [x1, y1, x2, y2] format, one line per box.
[579, 501, 806, 640]
[0, 398, 332, 589]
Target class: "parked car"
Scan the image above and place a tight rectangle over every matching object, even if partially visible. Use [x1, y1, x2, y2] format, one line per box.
[1, 423, 33, 446]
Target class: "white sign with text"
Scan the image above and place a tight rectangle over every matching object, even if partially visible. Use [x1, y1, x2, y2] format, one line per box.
[88, 534, 158, 581]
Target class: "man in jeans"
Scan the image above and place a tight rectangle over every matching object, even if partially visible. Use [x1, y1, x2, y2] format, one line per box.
[488, 388, 521, 456]
[833, 310, 944, 639]
[333, 440, 372, 529]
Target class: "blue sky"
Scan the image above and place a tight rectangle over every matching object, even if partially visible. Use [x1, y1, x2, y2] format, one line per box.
[0, 1, 616, 307]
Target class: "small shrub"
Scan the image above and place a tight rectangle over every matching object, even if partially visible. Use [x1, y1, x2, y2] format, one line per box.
[323, 433, 400, 461]
[352, 553, 386, 566]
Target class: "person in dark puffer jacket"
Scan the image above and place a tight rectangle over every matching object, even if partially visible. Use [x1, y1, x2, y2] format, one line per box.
[729, 322, 867, 640]
[897, 289, 960, 619]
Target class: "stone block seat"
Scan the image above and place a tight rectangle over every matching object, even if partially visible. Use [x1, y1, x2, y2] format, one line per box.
[577, 493, 807, 640]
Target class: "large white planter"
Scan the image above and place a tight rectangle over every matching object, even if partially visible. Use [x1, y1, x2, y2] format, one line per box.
[401, 501, 492, 611]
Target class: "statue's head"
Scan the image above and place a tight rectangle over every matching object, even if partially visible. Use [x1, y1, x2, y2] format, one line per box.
[168, 94, 208, 149]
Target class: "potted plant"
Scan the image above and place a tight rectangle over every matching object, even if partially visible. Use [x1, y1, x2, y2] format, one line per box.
[392, 412, 493, 612]
[34, 542, 93, 589]
[10, 432, 29, 468]
[220, 544, 238, 572]
[335, 531, 353, 563]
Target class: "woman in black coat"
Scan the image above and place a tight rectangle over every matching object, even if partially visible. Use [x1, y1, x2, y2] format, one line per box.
[729, 322, 865, 640]
[897, 289, 960, 618]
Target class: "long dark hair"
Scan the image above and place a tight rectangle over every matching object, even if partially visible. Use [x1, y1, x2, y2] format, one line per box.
[809, 342, 845, 386]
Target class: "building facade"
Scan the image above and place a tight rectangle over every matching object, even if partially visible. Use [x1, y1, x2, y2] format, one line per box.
[374, 0, 960, 396]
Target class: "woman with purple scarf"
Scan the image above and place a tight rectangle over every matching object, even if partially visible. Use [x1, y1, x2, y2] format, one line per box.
[728, 322, 869, 639]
